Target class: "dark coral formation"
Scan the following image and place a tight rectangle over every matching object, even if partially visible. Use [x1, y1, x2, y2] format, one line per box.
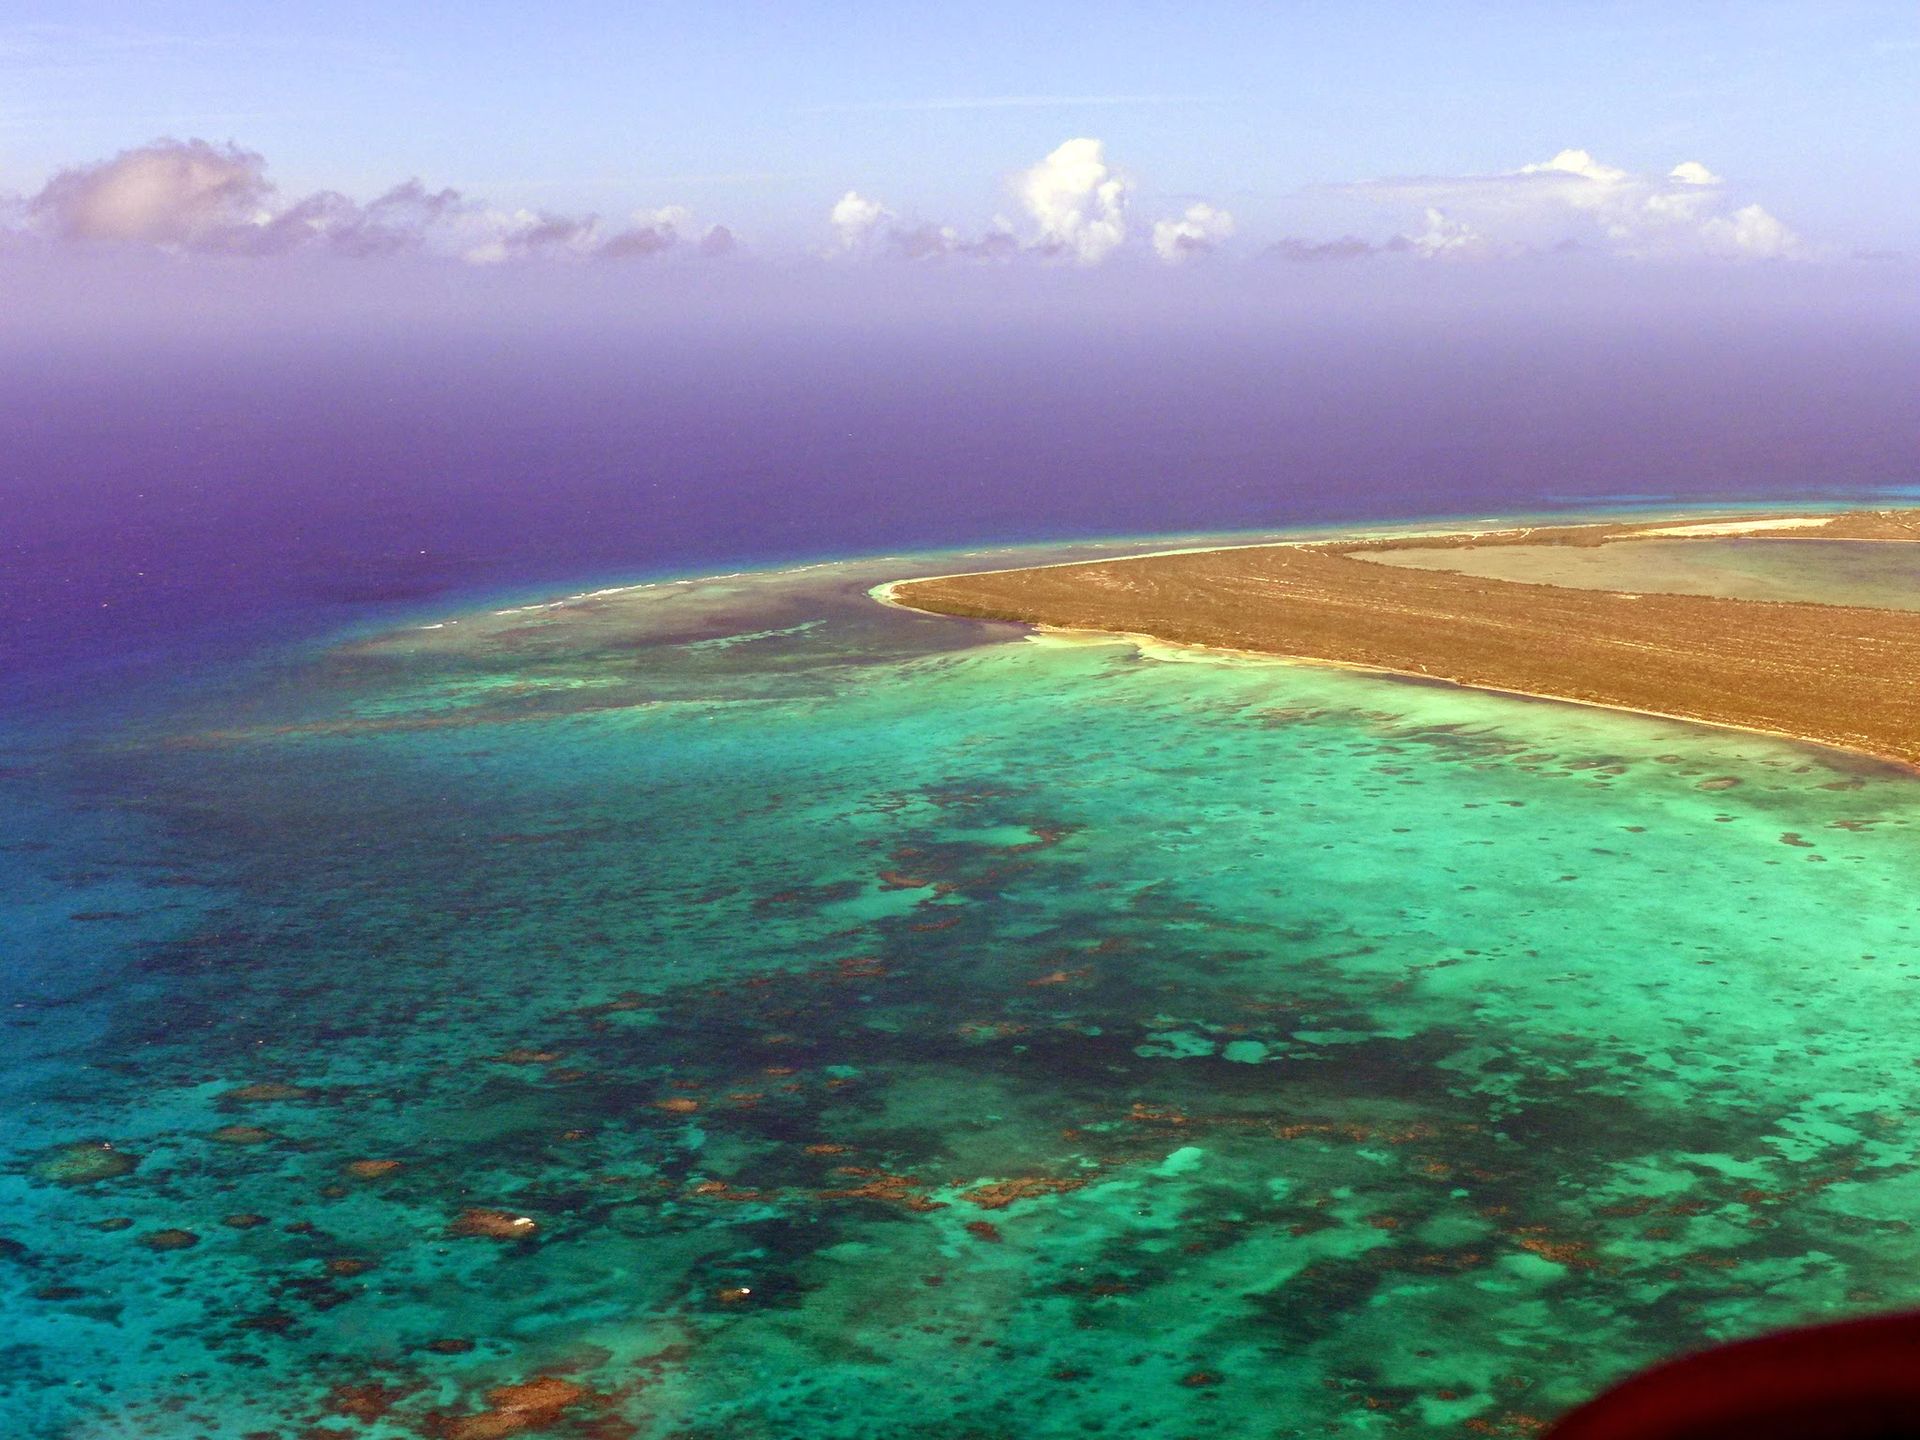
[427, 1377, 595, 1440]
[32, 1141, 140, 1186]
[449, 1209, 540, 1240]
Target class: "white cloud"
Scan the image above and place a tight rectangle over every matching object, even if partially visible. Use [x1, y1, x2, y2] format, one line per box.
[460, 209, 602, 265]
[29, 138, 274, 250]
[1668, 161, 1722, 187]
[819, 185, 1026, 263]
[1519, 148, 1631, 186]
[828, 190, 892, 252]
[1151, 201, 1235, 262]
[1403, 207, 1491, 259]
[820, 141, 1166, 265]
[14, 137, 732, 265]
[1336, 148, 1802, 260]
[1015, 138, 1129, 264]
[634, 204, 693, 234]
[1698, 203, 1800, 259]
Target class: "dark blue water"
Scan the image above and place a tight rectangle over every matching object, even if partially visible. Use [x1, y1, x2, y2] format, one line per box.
[6, 315, 1916, 713]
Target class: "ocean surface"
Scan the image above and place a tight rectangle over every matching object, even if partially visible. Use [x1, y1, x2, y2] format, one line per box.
[3, 311, 1920, 1436]
[8, 489, 1920, 1436]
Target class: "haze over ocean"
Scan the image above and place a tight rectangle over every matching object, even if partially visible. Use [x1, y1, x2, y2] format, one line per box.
[7, 260, 1916, 703]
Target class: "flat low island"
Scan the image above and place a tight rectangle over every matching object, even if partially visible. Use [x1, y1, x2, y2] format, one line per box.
[888, 510, 1920, 768]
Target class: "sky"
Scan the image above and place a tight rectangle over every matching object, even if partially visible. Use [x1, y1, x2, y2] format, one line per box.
[1, 1, 1916, 267]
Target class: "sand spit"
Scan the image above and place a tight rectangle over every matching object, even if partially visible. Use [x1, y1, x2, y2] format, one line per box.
[1635, 517, 1837, 538]
[887, 509, 1920, 769]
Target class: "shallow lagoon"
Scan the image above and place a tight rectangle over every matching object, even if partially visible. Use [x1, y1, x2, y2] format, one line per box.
[7, 532, 1920, 1438]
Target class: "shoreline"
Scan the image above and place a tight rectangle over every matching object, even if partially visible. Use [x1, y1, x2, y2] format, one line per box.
[879, 507, 1920, 773]
[879, 593, 1920, 776]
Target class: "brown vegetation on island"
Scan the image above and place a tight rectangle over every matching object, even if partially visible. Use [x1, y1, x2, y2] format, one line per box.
[890, 510, 1920, 768]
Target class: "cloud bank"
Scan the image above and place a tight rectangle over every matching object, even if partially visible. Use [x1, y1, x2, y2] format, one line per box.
[11, 138, 735, 264]
[1152, 202, 1236, 262]
[821, 137, 1234, 267]
[1334, 147, 1803, 260]
[1, 136, 1837, 274]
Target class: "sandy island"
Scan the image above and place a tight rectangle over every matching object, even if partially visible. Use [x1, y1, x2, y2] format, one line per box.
[886, 509, 1920, 769]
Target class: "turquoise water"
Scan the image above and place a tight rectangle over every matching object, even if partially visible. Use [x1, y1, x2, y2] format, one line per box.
[7, 537, 1920, 1438]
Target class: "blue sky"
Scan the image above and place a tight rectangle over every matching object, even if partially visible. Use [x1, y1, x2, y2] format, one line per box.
[2, 1, 1916, 257]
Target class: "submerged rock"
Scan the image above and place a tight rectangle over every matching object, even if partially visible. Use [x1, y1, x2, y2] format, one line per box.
[139, 1229, 200, 1251]
[427, 1376, 592, 1439]
[816, 1168, 946, 1213]
[450, 1209, 539, 1239]
[963, 1177, 1086, 1210]
[210, 1125, 277, 1145]
[33, 1141, 140, 1186]
[221, 1082, 315, 1104]
[326, 1380, 419, 1424]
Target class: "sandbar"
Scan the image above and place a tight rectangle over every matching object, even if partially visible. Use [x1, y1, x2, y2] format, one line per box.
[887, 509, 1920, 768]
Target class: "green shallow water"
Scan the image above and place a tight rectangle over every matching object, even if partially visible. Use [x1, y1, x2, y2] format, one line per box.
[7, 539, 1920, 1439]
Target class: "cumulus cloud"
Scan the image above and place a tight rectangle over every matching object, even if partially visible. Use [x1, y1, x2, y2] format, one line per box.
[1697, 203, 1799, 260]
[599, 206, 738, 262]
[1015, 138, 1130, 264]
[597, 223, 676, 261]
[1151, 202, 1234, 262]
[1517, 147, 1631, 187]
[821, 187, 1025, 263]
[12, 138, 733, 265]
[462, 202, 734, 265]
[315, 180, 468, 258]
[820, 138, 1235, 267]
[459, 211, 596, 265]
[1333, 148, 1802, 259]
[828, 190, 893, 252]
[30, 138, 275, 251]
[1402, 207, 1495, 260]
[18, 135, 1820, 273]
[1668, 161, 1722, 187]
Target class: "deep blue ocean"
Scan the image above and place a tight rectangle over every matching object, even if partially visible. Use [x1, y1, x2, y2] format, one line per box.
[8, 310, 1917, 709]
